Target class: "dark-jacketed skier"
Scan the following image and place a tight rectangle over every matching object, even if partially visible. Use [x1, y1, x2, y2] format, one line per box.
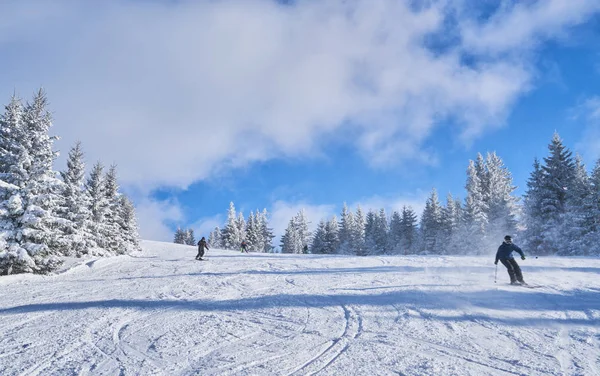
[196, 237, 209, 260]
[494, 235, 526, 285]
[240, 240, 248, 253]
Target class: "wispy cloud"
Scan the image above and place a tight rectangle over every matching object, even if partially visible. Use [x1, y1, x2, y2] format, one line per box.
[573, 96, 600, 161]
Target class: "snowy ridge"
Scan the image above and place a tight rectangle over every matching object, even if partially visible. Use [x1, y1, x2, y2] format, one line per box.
[0, 241, 599, 375]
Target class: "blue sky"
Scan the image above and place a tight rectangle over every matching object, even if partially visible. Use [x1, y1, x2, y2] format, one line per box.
[1, 0, 600, 241]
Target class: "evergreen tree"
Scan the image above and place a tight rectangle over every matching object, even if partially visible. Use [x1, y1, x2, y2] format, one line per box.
[245, 211, 259, 251]
[399, 206, 418, 255]
[485, 152, 519, 247]
[185, 228, 196, 246]
[374, 208, 389, 254]
[118, 195, 141, 252]
[208, 226, 221, 248]
[337, 203, 354, 254]
[221, 202, 242, 250]
[588, 160, 600, 255]
[563, 155, 594, 255]
[351, 205, 366, 255]
[462, 159, 488, 254]
[440, 193, 461, 255]
[86, 162, 108, 251]
[173, 228, 186, 244]
[364, 210, 377, 254]
[236, 212, 246, 249]
[281, 209, 311, 254]
[420, 189, 443, 254]
[539, 132, 576, 254]
[102, 165, 125, 254]
[522, 158, 545, 255]
[10, 90, 66, 272]
[258, 209, 275, 253]
[324, 216, 339, 254]
[58, 142, 92, 255]
[388, 210, 403, 254]
[311, 219, 328, 254]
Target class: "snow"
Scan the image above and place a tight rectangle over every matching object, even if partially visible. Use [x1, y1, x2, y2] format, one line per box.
[1, 241, 599, 375]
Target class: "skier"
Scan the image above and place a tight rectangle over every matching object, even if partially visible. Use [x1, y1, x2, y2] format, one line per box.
[240, 240, 248, 253]
[196, 237, 209, 260]
[494, 235, 526, 285]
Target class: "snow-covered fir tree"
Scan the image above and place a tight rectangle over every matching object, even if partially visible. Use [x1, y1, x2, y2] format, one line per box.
[538, 133, 576, 254]
[118, 195, 141, 253]
[588, 160, 600, 255]
[562, 155, 594, 255]
[258, 209, 275, 252]
[337, 203, 354, 254]
[399, 206, 419, 255]
[485, 152, 519, 247]
[85, 162, 109, 252]
[388, 210, 403, 254]
[420, 189, 443, 254]
[311, 219, 328, 254]
[58, 142, 93, 255]
[221, 202, 243, 250]
[462, 159, 488, 254]
[440, 193, 462, 255]
[102, 165, 125, 254]
[281, 209, 311, 254]
[208, 226, 222, 248]
[174, 227, 186, 244]
[236, 212, 246, 248]
[4, 90, 66, 273]
[351, 205, 366, 256]
[185, 228, 196, 246]
[522, 158, 545, 255]
[365, 208, 388, 255]
[245, 211, 260, 251]
[324, 216, 339, 254]
[364, 210, 377, 255]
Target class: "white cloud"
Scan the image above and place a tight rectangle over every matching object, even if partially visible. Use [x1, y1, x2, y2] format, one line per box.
[574, 96, 600, 161]
[460, 0, 600, 55]
[269, 200, 337, 241]
[0, 0, 571, 190]
[133, 197, 184, 242]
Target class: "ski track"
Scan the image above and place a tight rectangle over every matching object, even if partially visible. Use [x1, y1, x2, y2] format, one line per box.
[0, 241, 599, 375]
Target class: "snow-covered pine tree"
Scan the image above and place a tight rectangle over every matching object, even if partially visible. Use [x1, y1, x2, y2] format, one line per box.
[399, 206, 418, 255]
[174, 228, 186, 244]
[281, 209, 311, 254]
[388, 210, 403, 254]
[440, 193, 461, 255]
[522, 158, 545, 255]
[324, 216, 339, 254]
[588, 159, 600, 255]
[58, 142, 92, 256]
[245, 211, 259, 251]
[185, 228, 196, 246]
[12, 90, 66, 272]
[236, 212, 246, 249]
[86, 162, 109, 252]
[374, 208, 389, 254]
[208, 226, 221, 248]
[420, 188, 443, 254]
[102, 165, 125, 254]
[539, 132, 576, 254]
[118, 195, 141, 252]
[311, 219, 328, 254]
[364, 210, 377, 255]
[295, 209, 311, 253]
[258, 209, 275, 253]
[351, 205, 366, 256]
[562, 155, 594, 256]
[485, 152, 519, 248]
[462, 159, 488, 255]
[221, 202, 240, 250]
[337, 203, 354, 254]
[0, 95, 29, 274]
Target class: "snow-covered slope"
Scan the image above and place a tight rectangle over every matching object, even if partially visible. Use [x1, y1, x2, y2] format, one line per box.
[1, 241, 599, 375]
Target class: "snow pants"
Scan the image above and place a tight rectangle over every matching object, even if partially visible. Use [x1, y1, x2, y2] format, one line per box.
[196, 247, 205, 259]
[500, 258, 524, 283]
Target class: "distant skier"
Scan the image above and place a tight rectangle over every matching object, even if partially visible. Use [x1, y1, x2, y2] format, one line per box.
[240, 240, 248, 253]
[494, 235, 526, 285]
[196, 237, 209, 260]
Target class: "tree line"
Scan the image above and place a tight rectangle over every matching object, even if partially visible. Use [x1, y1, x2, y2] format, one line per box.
[0, 90, 141, 275]
[187, 132, 599, 256]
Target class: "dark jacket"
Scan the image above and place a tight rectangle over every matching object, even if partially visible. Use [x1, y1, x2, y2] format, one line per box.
[198, 239, 209, 250]
[495, 242, 524, 263]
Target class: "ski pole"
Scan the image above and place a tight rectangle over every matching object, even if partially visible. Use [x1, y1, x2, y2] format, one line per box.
[494, 263, 498, 283]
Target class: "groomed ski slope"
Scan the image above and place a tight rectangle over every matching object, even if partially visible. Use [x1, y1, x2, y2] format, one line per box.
[1, 241, 599, 376]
